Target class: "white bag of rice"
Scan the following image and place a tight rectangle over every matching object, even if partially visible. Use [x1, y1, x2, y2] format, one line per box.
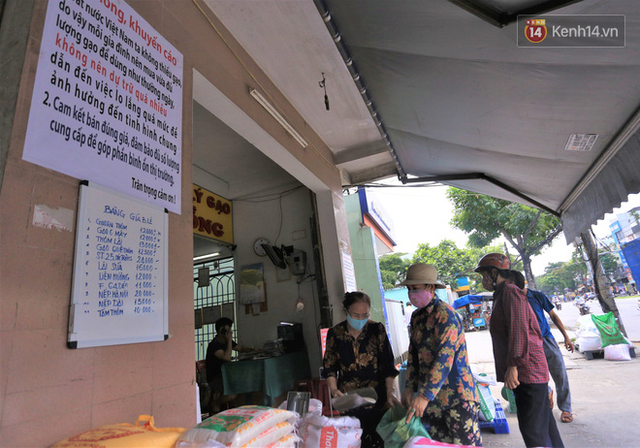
[242, 421, 294, 447]
[263, 433, 301, 448]
[299, 414, 362, 448]
[176, 406, 298, 448]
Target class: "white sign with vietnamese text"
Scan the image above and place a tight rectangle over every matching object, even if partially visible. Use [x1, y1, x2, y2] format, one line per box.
[341, 250, 357, 292]
[23, 0, 183, 213]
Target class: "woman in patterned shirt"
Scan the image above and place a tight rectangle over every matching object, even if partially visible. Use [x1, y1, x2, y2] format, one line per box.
[476, 253, 564, 448]
[323, 291, 400, 448]
[400, 263, 481, 446]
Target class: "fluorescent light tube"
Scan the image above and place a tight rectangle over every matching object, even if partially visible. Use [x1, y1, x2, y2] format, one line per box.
[250, 89, 308, 148]
[193, 252, 220, 261]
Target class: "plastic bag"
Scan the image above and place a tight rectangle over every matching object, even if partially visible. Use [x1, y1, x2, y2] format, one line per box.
[403, 436, 466, 447]
[472, 372, 496, 386]
[604, 343, 632, 361]
[376, 407, 430, 448]
[591, 312, 627, 348]
[331, 387, 378, 411]
[476, 383, 495, 422]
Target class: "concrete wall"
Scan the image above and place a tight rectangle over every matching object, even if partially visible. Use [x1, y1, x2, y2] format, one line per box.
[0, 1, 350, 446]
[344, 193, 386, 323]
[232, 187, 324, 374]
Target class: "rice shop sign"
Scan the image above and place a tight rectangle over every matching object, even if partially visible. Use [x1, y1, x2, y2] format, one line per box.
[193, 185, 233, 244]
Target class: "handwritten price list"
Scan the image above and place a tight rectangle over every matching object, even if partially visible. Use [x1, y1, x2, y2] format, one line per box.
[80, 206, 161, 319]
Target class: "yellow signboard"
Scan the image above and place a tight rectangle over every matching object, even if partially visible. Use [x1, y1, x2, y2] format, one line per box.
[193, 184, 233, 244]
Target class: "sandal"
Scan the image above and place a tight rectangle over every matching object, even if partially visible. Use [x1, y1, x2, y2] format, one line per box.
[561, 411, 573, 423]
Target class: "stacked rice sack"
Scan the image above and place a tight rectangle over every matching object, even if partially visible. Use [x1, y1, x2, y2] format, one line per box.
[176, 406, 299, 447]
[52, 415, 186, 448]
[278, 397, 362, 447]
[575, 314, 602, 352]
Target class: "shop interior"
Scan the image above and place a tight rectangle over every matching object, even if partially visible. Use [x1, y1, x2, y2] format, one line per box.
[191, 99, 328, 414]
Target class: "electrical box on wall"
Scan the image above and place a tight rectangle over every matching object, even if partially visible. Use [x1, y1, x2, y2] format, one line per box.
[287, 249, 307, 276]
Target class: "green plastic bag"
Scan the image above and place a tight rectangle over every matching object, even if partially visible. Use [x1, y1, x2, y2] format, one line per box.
[591, 312, 627, 348]
[376, 406, 431, 448]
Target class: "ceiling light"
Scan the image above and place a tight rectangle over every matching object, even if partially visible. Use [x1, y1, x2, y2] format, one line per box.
[193, 252, 220, 262]
[249, 89, 308, 148]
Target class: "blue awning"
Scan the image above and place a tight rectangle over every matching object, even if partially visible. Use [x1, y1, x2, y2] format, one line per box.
[453, 294, 489, 310]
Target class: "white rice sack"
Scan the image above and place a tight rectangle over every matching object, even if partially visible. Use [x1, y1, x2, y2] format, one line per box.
[241, 421, 294, 447]
[604, 343, 632, 361]
[575, 314, 598, 338]
[177, 406, 298, 448]
[176, 441, 226, 448]
[299, 414, 362, 448]
[263, 433, 301, 448]
[577, 332, 602, 352]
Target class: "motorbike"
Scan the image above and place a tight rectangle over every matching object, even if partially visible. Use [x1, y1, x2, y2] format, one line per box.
[575, 299, 590, 315]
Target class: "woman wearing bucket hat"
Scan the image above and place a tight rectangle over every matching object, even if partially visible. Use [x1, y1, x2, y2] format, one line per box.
[399, 263, 481, 446]
[475, 253, 564, 448]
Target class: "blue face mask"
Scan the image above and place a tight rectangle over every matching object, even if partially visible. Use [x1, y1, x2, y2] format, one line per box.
[346, 314, 368, 331]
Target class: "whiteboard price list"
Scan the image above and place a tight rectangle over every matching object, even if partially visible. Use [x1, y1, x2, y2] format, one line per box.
[134, 226, 160, 314]
[69, 182, 168, 348]
[81, 209, 161, 319]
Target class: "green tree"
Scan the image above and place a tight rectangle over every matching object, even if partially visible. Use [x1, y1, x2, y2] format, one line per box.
[600, 252, 623, 279]
[378, 253, 410, 290]
[411, 240, 474, 289]
[536, 261, 578, 294]
[446, 187, 563, 290]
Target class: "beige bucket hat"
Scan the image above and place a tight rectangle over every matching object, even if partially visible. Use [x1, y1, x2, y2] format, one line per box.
[399, 263, 446, 289]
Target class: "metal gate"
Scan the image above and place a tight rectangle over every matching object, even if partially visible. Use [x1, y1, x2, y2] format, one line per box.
[194, 257, 236, 360]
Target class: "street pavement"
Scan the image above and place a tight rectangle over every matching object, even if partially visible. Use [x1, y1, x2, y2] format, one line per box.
[465, 296, 640, 448]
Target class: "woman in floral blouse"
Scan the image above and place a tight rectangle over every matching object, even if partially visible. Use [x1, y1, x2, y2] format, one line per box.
[323, 291, 400, 448]
[400, 263, 481, 446]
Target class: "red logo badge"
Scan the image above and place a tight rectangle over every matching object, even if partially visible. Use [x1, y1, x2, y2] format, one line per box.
[525, 19, 547, 43]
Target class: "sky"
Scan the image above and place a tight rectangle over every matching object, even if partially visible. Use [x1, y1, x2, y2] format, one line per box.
[370, 182, 640, 277]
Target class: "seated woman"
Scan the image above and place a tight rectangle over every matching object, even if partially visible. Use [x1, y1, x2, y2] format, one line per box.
[322, 291, 400, 448]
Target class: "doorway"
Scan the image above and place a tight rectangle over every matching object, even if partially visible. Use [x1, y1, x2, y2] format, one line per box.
[193, 256, 236, 360]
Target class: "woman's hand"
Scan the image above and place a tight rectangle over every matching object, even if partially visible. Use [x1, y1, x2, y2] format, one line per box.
[401, 388, 413, 409]
[505, 366, 520, 390]
[406, 395, 429, 423]
[330, 388, 344, 398]
[387, 387, 402, 408]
